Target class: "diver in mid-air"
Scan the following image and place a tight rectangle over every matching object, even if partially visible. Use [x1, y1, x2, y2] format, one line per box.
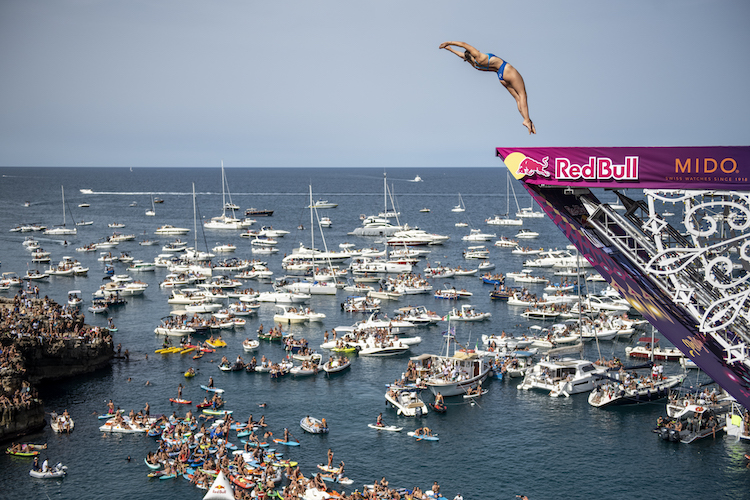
[440, 41, 535, 134]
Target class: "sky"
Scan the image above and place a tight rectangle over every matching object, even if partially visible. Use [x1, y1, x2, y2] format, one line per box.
[0, 0, 748, 168]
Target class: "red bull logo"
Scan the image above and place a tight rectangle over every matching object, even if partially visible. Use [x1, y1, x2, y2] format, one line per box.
[555, 156, 639, 181]
[516, 156, 551, 178]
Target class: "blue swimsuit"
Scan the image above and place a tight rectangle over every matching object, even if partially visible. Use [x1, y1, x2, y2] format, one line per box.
[476, 53, 507, 81]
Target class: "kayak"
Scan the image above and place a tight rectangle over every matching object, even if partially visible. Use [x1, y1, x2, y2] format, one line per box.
[407, 431, 439, 441]
[181, 347, 196, 354]
[170, 398, 192, 404]
[200, 385, 225, 393]
[367, 424, 402, 432]
[272, 438, 300, 446]
[144, 458, 161, 470]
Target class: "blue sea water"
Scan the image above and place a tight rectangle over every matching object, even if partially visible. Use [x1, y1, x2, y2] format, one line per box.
[0, 166, 748, 500]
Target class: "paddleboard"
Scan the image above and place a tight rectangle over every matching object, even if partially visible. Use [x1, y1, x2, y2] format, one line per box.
[367, 423, 403, 432]
[98, 413, 116, 420]
[203, 409, 233, 416]
[200, 385, 225, 394]
[317, 464, 341, 474]
[272, 439, 300, 446]
[407, 431, 439, 441]
[463, 389, 488, 399]
[272, 461, 298, 467]
[318, 473, 354, 485]
[170, 398, 192, 404]
[144, 457, 161, 469]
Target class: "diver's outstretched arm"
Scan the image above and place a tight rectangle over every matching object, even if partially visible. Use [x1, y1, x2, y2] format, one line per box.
[439, 41, 481, 60]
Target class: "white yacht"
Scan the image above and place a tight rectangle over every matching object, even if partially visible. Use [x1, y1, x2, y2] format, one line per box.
[308, 200, 338, 209]
[155, 225, 190, 235]
[461, 229, 497, 241]
[384, 387, 428, 416]
[518, 358, 608, 397]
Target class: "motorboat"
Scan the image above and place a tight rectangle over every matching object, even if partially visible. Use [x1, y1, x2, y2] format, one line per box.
[155, 225, 190, 235]
[242, 339, 260, 351]
[725, 400, 750, 441]
[461, 229, 496, 241]
[384, 387, 428, 416]
[67, 290, 83, 307]
[588, 371, 685, 408]
[245, 208, 274, 217]
[273, 305, 309, 324]
[50, 411, 74, 433]
[462, 246, 490, 259]
[515, 229, 540, 239]
[441, 304, 491, 322]
[257, 290, 311, 303]
[410, 333, 491, 397]
[625, 337, 685, 361]
[494, 237, 519, 248]
[308, 200, 338, 209]
[358, 340, 410, 357]
[485, 215, 522, 226]
[656, 405, 726, 443]
[322, 357, 351, 374]
[518, 358, 609, 397]
[290, 354, 323, 376]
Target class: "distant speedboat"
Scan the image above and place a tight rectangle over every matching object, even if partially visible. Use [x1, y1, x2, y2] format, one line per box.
[78, 203, 90, 208]
[308, 200, 338, 209]
[413, 175, 422, 182]
[419, 208, 430, 213]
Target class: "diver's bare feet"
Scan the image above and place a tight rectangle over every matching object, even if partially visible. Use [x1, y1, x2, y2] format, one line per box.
[523, 119, 536, 134]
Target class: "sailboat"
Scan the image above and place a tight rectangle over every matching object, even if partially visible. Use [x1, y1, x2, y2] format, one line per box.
[145, 196, 155, 217]
[486, 172, 523, 226]
[451, 193, 466, 212]
[44, 186, 77, 235]
[283, 186, 340, 295]
[516, 189, 545, 218]
[204, 161, 243, 229]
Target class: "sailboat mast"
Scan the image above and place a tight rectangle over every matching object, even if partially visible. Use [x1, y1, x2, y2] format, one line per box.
[61, 186, 66, 226]
[221, 161, 226, 217]
[309, 185, 314, 254]
[383, 172, 387, 215]
[193, 183, 197, 249]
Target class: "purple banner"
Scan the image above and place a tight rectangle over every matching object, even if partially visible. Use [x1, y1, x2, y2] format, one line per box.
[496, 146, 750, 189]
